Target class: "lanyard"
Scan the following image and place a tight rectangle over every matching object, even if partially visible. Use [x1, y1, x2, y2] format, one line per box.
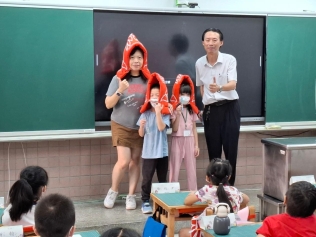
[181, 109, 188, 128]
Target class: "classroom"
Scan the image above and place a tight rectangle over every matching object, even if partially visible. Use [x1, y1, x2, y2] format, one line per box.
[0, 0, 316, 236]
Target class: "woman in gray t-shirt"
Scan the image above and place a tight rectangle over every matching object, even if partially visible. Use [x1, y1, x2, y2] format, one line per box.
[103, 34, 151, 210]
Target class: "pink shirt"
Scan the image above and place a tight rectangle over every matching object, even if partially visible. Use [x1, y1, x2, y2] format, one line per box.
[171, 107, 199, 137]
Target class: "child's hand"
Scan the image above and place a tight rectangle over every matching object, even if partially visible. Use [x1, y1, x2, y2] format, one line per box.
[154, 103, 163, 114]
[194, 146, 200, 157]
[167, 103, 173, 114]
[175, 104, 182, 115]
[198, 110, 203, 120]
[139, 119, 146, 127]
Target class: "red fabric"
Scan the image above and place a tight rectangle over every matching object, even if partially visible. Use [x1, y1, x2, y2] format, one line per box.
[170, 74, 199, 114]
[190, 215, 201, 237]
[140, 72, 170, 115]
[116, 33, 151, 80]
[256, 213, 316, 237]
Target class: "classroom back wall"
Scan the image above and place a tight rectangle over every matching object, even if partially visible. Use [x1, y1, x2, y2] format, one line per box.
[1, 0, 315, 13]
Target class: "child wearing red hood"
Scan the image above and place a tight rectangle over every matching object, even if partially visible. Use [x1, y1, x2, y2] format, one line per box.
[104, 34, 151, 210]
[137, 73, 171, 214]
[169, 74, 200, 191]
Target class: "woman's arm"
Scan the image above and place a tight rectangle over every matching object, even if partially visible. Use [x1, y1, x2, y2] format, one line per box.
[105, 78, 129, 109]
[184, 192, 199, 206]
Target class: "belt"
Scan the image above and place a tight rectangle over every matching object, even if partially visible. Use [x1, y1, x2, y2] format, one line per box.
[208, 99, 236, 107]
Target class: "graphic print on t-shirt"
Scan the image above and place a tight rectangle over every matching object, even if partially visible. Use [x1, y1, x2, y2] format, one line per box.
[122, 84, 147, 109]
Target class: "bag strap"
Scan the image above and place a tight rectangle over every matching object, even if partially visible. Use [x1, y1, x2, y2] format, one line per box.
[152, 206, 163, 222]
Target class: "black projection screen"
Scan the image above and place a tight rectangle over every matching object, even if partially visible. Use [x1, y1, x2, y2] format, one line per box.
[94, 10, 265, 122]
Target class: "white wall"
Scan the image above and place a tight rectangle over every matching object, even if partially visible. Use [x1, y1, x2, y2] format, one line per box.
[1, 0, 316, 14]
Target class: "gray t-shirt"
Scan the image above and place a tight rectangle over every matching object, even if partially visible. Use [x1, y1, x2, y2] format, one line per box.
[136, 110, 170, 159]
[106, 75, 147, 129]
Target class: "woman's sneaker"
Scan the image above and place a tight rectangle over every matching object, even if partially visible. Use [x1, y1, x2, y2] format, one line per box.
[141, 201, 153, 214]
[126, 195, 137, 210]
[104, 188, 118, 208]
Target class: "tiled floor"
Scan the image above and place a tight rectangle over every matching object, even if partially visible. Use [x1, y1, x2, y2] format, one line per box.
[74, 189, 261, 235]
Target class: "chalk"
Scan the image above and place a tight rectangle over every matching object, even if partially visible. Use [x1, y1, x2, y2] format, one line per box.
[265, 125, 282, 130]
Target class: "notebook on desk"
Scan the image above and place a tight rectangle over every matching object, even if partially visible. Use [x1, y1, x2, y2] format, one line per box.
[203, 223, 262, 237]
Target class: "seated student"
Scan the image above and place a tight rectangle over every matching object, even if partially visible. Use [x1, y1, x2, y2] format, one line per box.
[34, 193, 76, 237]
[256, 181, 316, 237]
[2, 166, 48, 226]
[101, 227, 140, 237]
[179, 158, 249, 237]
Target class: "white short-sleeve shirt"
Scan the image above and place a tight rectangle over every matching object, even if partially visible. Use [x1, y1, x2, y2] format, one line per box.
[195, 184, 243, 213]
[2, 204, 35, 226]
[195, 52, 239, 105]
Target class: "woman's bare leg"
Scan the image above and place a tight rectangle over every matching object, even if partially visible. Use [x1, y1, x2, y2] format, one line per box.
[128, 147, 142, 195]
[111, 146, 132, 192]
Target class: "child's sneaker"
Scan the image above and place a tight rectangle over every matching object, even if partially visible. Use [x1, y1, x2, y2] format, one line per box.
[104, 188, 118, 208]
[126, 195, 137, 210]
[141, 201, 153, 214]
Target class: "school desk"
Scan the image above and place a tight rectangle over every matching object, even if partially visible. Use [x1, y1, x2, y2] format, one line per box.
[150, 192, 208, 237]
[74, 230, 100, 237]
[202, 223, 262, 237]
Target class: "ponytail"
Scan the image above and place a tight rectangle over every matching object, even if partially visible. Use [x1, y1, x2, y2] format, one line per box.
[9, 179, 34, 221]
[207, 159, 234, 213]
[8, 166, 48, 222]
[216, 183, 234, 213]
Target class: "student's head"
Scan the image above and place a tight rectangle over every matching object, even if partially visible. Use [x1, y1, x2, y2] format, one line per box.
[129, 46, 144, 73]
[206, 158, 232, 185]
[180, 83, 192, 97]
[169, 33, 189, 56]
[101, 227, 140, 237]
[206, 159, 234, 212]
[150, 84, 160, 99]
[179, 83, 193, 114]
[9, 166, 48, 221]
[285, 181, 316, 217]
[34, 193, 76, 237]
[201, 28, 224, 54]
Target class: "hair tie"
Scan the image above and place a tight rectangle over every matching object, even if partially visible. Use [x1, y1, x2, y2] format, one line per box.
[219, 183, 223, 185]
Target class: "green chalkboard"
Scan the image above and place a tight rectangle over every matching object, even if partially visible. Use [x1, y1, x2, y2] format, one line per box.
[266, 16, 316, 123]
[0, 7, 94, 133]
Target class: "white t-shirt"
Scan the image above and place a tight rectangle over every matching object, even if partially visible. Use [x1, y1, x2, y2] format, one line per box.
[2, 204, 35, 226]
[196, 52, 239, 105]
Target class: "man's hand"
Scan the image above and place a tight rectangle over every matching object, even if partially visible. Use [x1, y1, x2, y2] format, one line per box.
[209, 76, 219, 93]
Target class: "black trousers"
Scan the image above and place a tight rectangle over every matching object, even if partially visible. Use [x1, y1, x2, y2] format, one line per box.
[141, 157, 168, 202]
[203, 100, 240, 185]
